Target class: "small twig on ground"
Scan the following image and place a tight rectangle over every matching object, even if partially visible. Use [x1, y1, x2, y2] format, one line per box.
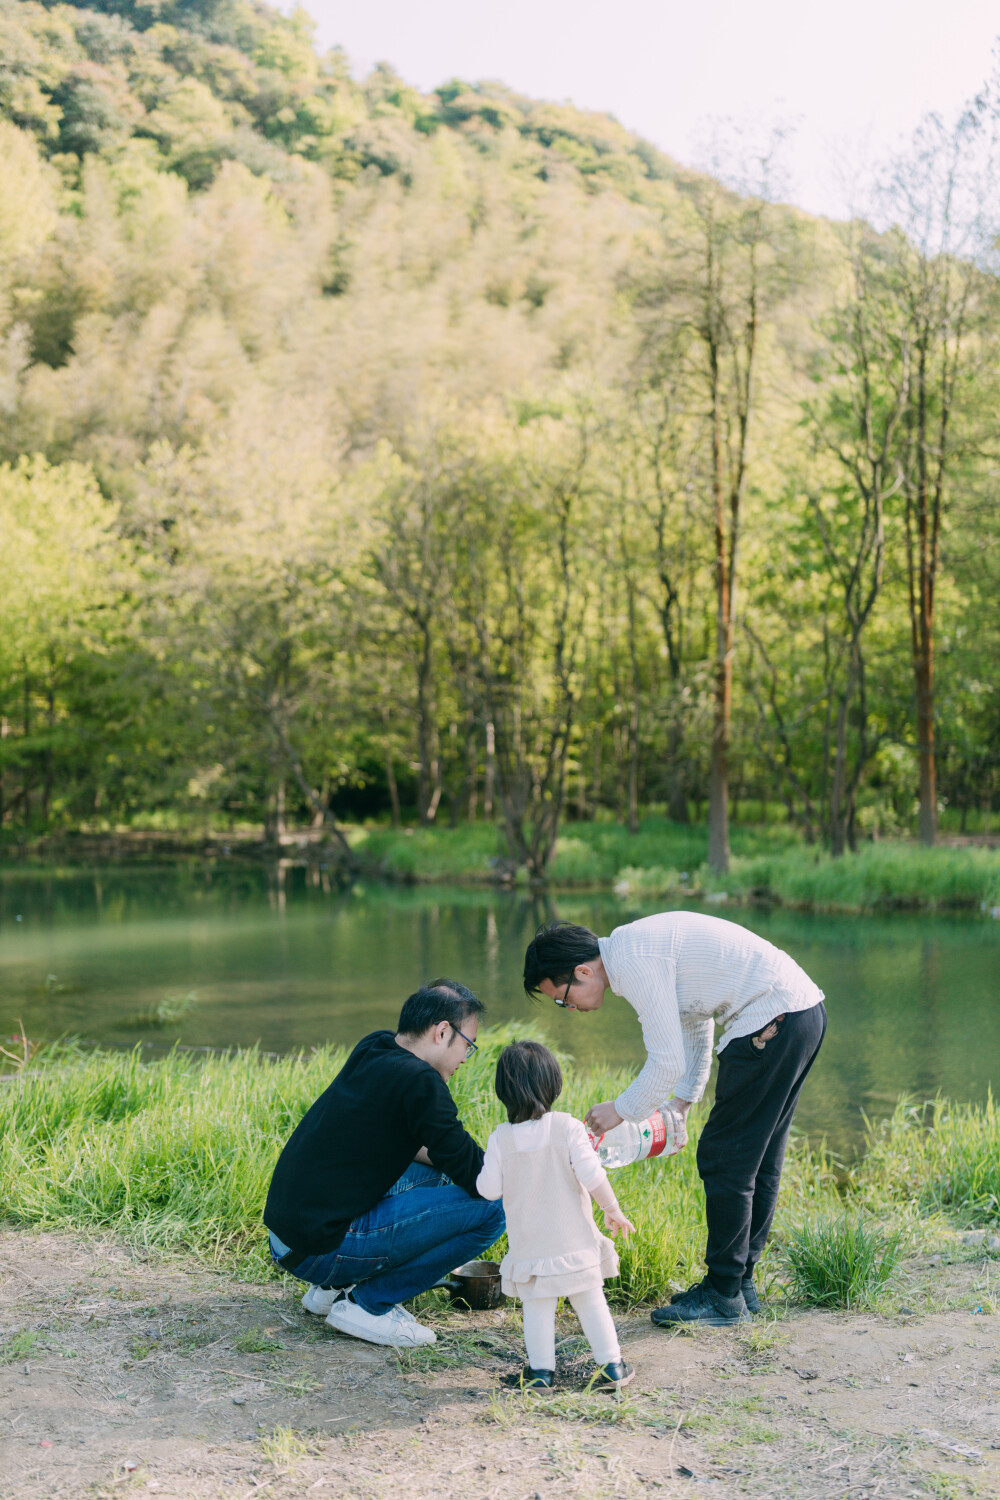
[665, 1406, 688, 1480]
[0, 1259, 48, 1289]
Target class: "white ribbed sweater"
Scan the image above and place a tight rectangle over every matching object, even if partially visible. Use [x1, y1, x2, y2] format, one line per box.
[601, 912, 824, 1120]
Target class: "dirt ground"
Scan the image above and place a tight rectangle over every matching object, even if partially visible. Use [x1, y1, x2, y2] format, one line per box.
[1, 1230, 998, 1500]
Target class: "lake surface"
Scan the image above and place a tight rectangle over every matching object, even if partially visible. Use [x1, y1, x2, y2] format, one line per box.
[1, 861, 998, 1154]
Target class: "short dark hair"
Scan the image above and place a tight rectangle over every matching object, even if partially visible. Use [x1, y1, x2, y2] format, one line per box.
[494, 1041, 563, 1123]
[396, 978, 484, 1037]
[523, 921, 601, 998]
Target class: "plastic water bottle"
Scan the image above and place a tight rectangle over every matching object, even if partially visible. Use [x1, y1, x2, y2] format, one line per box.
[588, 1107, 687, 1169]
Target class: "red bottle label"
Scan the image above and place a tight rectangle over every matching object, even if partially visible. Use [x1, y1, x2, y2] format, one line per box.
[644, 1112, 668, 1158]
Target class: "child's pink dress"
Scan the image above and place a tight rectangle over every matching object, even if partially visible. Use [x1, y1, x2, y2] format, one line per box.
[476, 1111, 619, 1300]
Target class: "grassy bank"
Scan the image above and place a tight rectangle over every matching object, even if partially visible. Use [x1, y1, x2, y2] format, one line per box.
[697, 841, 1000, 914]
[355, 819, 797, 887]
[1, 1027, 996, 1308]
[355, 818, 1000, 915]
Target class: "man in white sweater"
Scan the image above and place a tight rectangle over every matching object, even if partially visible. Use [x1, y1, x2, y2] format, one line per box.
[523, 912, 827, 1326]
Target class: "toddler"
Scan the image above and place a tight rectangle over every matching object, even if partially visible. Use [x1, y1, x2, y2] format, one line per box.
[476, 1040, 636, 1390]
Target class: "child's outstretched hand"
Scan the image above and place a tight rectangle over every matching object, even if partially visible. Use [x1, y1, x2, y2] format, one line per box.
[603, 1205, 636, 1240]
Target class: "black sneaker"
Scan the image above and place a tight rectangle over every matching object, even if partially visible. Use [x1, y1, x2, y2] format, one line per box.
[589, 1360, 635, 1390]
[520, 1365, 554, 1390]
[651, 1279, 749, 1327]
[669, 1280, 705, 1306]
[671, 1275, 760, 1315]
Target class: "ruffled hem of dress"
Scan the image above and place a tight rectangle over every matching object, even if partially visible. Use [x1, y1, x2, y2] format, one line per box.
[500, 1236, 619, 1284]
[505, 1265, 608, 1299]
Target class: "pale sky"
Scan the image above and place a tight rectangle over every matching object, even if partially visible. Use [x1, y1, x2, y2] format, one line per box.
[293, 0, 998, 217]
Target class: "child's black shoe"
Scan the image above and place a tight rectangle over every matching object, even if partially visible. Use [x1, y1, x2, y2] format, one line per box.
[589, 1360, 634, 1390]
[520, 1365, 554, 1390]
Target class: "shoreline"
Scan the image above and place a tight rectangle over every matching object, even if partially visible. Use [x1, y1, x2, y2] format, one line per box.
[2, 824, 1000, 919]
[1, 1032, 996, 1293]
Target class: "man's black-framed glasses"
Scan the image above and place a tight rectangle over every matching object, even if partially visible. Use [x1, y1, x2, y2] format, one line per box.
[451, 1023, 478, 1058]
[553, 977, 574, 1008]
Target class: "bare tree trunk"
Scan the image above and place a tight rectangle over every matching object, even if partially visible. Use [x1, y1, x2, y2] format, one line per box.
[907, 331, 942, 848]
[707, 337, 732, 875]
[829, 664, 854, 858]
[42, 673, 55, 827]
[592, 724, 603, 811]
[627, 694, 640, 835]
[22, 664, 31, 827]
[483, 720, 495, 819]
[385, 749, 401, 828]
[415, 623, 440, 826]
[273, 722, 359, 871]
[464, 716, 478, 822]
[915, 630, 936, 845]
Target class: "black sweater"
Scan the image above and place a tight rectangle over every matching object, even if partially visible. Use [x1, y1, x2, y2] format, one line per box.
[264, 1030, 486, 1257]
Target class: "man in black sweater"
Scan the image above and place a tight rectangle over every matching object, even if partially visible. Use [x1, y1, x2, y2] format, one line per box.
[265, 979, 504, 1348]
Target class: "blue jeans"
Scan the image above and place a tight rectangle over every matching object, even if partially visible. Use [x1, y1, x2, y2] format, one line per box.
[268, 1164, 505, 1317]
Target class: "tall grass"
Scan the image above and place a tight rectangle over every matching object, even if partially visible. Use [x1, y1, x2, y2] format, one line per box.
[359, 817, 800, 888]
[0, 1024, 840, 1303]
[1, 1031, 996, 1306]
[355, 818, 1000, 914]
[782, 1214, 903, 1308]
[860, 1095, 1000, 1224]
[703, 843, 1000, 913]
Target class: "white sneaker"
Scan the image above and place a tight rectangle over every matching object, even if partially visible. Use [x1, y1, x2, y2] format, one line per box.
[325, 1296, 436, 1348]
[301, 1284, 350, 1316]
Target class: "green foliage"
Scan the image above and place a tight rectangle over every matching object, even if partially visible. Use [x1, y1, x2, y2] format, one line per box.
[0, 0, 998, 853]
[361, 823, 504, 882]
[0, 1026, 841, 1302]
[781, 1213, 903, 1308]
[356, 819, 1000, 913]
[360, 818, 799, 887]
[123, 990, 200, 1028]
[2, 1030, 998, 1304]
[235, 1326, 283, 1353]
[861, 1096, 1000, 1225]
[702, 843, 1000, 913]
[1, 1329, 41, 1361]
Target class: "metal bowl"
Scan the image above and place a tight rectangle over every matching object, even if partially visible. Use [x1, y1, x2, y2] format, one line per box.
[442, 1259, 505, 1310]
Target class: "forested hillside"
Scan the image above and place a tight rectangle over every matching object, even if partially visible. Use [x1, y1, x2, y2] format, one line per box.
[2, 0, 998, 868]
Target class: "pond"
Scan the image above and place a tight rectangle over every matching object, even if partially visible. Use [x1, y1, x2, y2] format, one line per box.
[1, 861, 997, 1154]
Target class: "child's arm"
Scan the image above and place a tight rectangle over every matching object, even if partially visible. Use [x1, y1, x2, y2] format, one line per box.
[568, 1118, 636, 1240]
[474, 1131, 503, 1201]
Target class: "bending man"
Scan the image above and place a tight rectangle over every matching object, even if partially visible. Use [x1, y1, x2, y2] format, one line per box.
[523, 913, 826, 1327]
[265, 979, 505, 1348]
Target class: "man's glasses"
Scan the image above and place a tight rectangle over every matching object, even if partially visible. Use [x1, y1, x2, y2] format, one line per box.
[451, 1023, 478, 1058]
[553, 977, 574, 1008]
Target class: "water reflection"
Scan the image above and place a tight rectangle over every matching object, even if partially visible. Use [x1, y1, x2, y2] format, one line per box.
[0, 862, 997, 1153]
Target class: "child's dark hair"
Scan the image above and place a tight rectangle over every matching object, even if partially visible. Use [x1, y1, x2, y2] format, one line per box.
[494, 1041, 563, 1124]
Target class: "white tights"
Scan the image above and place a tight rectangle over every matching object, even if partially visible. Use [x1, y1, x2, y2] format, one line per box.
[521, 1287, 620, 1371]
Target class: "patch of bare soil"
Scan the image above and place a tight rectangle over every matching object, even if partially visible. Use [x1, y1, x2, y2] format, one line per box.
[1, 1231, 998, 1500]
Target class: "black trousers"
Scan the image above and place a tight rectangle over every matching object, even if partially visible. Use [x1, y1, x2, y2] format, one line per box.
[696, 1002, 827, 1298]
